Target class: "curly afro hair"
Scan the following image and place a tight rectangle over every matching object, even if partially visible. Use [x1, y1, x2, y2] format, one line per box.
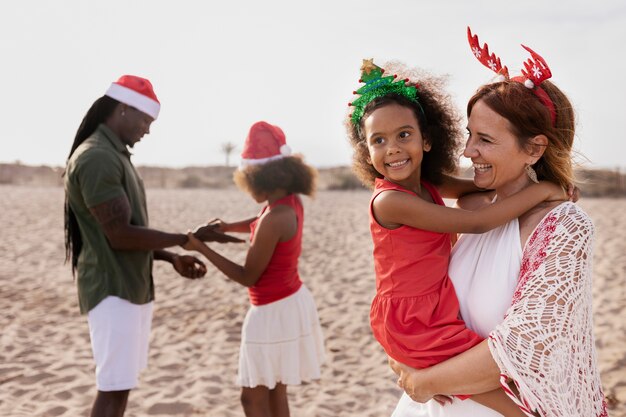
[234, 155, 317, 197]
[346, 63, 463, 189]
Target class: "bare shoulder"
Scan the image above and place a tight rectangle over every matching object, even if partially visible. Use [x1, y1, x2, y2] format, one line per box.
[374, 189, 423, 207]
[257, 204, 297, 238]
[373, 189, 428, 215]
[372, 189, 432, 229]
[267, 203, 296, 218]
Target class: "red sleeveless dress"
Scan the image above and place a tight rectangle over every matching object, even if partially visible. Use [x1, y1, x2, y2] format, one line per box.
[369, 178, 482, 368]
[248, 194, 303, 306]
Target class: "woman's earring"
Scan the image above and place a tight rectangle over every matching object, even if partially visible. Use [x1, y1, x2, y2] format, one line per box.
[526, 164, 539, 183]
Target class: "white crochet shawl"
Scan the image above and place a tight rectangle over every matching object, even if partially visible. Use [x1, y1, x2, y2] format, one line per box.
[487, 203, 608, 417]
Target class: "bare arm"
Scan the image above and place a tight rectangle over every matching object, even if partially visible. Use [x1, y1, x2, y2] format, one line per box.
[455, 190, 497, 210]
[90, 195, 243, 250]
[437, 174, 487, 199]
[154, 249, 178, 263]
[374, 181, 564, 234]
[185, 207, 295, 287]
[390, 341, 502, 402]
[210, 217, 258, 234]
[89, 195, 187, 250]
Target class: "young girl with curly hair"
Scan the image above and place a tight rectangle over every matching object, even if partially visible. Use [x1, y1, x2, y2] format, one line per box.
[185, 121, 324, 417]
[346, 60, 567, 416]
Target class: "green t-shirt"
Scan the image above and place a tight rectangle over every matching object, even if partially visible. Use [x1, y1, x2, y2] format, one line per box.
[65, 124, 154, 314]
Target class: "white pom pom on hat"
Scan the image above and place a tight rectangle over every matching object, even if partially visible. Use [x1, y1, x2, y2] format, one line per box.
[240, 121, 292, 167]
[280, 144, 291, 156]
[105, 75, 160, 120]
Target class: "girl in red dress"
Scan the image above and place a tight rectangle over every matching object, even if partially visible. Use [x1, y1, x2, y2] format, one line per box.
[184, 121, 324, 417]
[346, 60, 565, 416]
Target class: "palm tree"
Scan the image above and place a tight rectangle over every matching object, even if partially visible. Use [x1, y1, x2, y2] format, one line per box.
[221, 142, 236, 167]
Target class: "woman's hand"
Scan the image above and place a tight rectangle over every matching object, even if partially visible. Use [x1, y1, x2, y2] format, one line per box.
[172, 254, 207, 279]
[389, 356, 404, 376]
[389, 356, 439, 404]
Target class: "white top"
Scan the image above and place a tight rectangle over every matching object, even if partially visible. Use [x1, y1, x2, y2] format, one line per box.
[392, 218, 522, 417]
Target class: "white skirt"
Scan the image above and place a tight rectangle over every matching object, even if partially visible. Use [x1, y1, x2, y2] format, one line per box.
[237, 285, 325, 389]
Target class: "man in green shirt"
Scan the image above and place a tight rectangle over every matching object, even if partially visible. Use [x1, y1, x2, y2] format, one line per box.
[64, 75, 240, 417]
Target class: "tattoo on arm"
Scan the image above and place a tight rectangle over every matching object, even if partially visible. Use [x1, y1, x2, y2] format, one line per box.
[89, 195, 132, 235]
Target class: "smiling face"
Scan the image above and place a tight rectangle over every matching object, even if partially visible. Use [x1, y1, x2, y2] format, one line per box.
[363, 103, 430, 189]
[465, 99, 536, 197]
[118, 105, 154, 148]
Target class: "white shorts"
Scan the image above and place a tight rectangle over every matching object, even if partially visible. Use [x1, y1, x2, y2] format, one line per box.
[87, 296, 153, 391]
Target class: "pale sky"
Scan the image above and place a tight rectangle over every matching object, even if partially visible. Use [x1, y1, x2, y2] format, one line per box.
[1, 0, 624, 169]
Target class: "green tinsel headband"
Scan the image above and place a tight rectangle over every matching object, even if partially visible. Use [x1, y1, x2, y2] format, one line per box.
[349, 59, 424, 125]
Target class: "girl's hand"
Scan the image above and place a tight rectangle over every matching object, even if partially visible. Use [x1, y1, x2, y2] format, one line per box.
[541, 181, 568, 202]
[193, 223, 245, 243]
[567, 184, 580, 202]
[207, 217, 229, 233]
[183, 231, 204, 251]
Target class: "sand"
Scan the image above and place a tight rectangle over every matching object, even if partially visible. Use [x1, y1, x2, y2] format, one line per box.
[0, 185, 623, 416]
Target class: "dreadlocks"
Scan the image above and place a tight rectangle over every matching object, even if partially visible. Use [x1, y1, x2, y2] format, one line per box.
[64, 95, 119, 274]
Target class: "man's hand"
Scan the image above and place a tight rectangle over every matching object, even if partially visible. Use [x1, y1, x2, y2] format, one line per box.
[193, 223, 244, 243]
[172, 255, 207, 279]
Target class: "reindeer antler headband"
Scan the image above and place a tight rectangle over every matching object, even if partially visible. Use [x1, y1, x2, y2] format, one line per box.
[467, 27, 556, 125]
[348, 59, 423, 125]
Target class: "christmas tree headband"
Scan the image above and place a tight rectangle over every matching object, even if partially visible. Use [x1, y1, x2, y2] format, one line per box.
[467, 27, 556, 125]
[348, 59, 423, 125]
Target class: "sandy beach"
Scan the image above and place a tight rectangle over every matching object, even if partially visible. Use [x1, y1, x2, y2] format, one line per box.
[0, 185, 624, 417]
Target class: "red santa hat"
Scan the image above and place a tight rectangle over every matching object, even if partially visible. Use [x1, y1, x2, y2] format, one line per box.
[105, 75, 160, 120]
[240, 121, 292, 167]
